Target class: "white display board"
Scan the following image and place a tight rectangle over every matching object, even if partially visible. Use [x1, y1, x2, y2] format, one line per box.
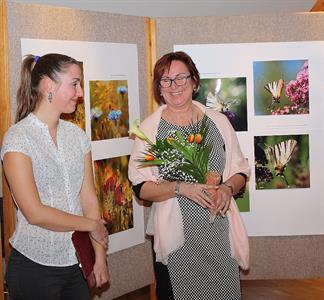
[21, 38, 144, 253]
[175, 41, 324, 236]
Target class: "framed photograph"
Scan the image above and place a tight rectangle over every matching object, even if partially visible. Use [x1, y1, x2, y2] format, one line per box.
[21, 38, 144, 253]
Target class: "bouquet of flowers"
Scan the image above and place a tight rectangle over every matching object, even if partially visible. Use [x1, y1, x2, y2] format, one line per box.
[129, 115, 221, 223]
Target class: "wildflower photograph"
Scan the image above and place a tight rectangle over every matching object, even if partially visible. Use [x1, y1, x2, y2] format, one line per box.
[254, 134, 310, 190]
[253, 59, 309, 116]
[61, 62, 85, 129]
[194, 77, 247, 131]
[90, 80, 129, 141]
[94, 155, 134, 234]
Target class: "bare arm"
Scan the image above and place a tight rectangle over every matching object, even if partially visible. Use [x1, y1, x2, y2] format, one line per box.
[223, 173, 246, 196]
[2, 152, 100, 232]
[79, 152, 109, 287]
[213, 173, 247, 215]
[140, 180, 218, 209]
[140, 181, 177, 202]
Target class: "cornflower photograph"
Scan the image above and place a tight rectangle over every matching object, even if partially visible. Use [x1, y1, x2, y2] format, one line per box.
[253, 59, 309, 116]
[254, 134, 310, 190]
[90, 80, 129, 141]
[194, 77, 247, 131]
[94, 155, 134, 234]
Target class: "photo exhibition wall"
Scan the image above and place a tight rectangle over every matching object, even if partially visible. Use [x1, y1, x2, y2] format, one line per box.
[175, 41, 324, 236]
[20, 38, 324, 246]
[21, 38, 144, 254]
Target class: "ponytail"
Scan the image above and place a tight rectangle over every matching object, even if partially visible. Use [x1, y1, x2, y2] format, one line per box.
[15, 53, 79, 123]
[15, 55, 38, 122]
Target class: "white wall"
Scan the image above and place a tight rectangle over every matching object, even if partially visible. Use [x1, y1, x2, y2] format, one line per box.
[9, 0, 314, 17]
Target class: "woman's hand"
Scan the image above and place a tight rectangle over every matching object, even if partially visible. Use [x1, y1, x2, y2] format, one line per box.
[179, 182, 219, 209]
[93, 257, 109, 288]
[90, 219, 108, 249]
[211, 184, 232, 216]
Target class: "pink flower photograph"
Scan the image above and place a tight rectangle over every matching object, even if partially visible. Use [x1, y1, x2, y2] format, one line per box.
[254, 59, 309, 116]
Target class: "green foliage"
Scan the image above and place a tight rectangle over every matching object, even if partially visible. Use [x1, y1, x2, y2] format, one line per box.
[132, 115, 212, 183]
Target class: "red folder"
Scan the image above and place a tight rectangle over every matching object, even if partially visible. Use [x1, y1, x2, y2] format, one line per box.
[71, 231, 96, 289]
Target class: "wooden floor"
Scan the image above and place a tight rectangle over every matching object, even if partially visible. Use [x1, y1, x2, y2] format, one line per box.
[115, 278, 324, 300]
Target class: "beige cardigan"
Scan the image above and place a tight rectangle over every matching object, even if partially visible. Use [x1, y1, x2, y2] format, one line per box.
[128, 101, 250, 269]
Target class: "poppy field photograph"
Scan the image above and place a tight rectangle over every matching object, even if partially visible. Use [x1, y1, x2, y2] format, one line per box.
[94, 155, 134, 234]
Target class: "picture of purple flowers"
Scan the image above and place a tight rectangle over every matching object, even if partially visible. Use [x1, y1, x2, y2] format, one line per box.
[194, 77, 247, 131]
[254, 60, 309, 116]
[89, 80, 129, 141]
[254, 134, 310, 190]
[94, 155, 134, 234]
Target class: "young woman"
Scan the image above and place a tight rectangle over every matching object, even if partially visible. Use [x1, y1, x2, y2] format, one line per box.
[1, 53, 109, 300]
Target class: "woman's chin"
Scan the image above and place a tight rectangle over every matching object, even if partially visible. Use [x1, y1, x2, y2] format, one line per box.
[62, 107, 77, 115]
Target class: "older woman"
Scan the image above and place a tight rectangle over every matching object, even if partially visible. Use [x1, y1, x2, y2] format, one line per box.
[128, 51, 249, 299]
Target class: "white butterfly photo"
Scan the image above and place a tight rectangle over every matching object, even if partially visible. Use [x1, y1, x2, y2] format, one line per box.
[253, 59, 309, 116]
[254, 135, 310, 190]
[264, 139, 297, 178]
[264, 78, 284, 109]
[194, 77, 247, 131]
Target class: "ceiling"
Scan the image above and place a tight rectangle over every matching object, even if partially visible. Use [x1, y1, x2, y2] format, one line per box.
[9, 0, 319, 17]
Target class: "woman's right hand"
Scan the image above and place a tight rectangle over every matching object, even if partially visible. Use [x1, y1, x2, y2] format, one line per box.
[179, 182, 219, 209]
[90, 219, 108, 249]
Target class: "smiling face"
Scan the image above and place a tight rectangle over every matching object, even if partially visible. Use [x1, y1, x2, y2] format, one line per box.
[52, 64, 83, 114]
[160, 60, 196, 110]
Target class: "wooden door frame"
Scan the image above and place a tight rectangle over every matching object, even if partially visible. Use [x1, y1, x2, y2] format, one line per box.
[311, 0, 324, 11]
[1, 1, 15, 299]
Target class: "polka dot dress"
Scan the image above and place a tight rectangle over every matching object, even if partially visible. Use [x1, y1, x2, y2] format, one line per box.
[157, 116, 241, 300]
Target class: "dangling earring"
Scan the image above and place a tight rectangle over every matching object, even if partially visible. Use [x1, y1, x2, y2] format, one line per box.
[48, 92, 53, 103]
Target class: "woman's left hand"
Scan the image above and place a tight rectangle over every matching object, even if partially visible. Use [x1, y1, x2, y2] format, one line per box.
[212, 184, 232, 216]
[93, 258, 109, 288]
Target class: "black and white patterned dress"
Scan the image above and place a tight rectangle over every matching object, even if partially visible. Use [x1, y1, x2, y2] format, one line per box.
[156, 116, 241, 300]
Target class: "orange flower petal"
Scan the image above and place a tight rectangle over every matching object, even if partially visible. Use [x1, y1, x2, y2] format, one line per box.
[144, 154, 155, 161]
[194, 134, 202, 144]
[188, 134, 195, 143]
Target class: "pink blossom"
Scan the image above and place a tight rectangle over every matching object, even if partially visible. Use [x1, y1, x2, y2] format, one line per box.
[285, 61, 309, 113]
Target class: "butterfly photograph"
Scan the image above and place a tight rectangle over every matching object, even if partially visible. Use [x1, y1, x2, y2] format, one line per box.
[194, 77, 247, 131]
[254, 134, 310, 190]
[253, 59, 309, 116]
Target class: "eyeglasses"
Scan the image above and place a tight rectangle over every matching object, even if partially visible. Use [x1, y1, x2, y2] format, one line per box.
[159, 74, 191, 88]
